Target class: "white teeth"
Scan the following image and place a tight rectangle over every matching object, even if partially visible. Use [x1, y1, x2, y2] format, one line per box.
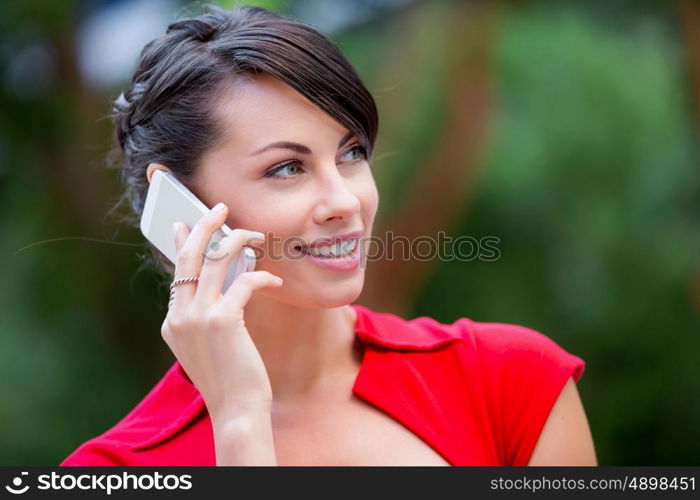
[307, 238, 358, 258]
[344, 238, 357, 252]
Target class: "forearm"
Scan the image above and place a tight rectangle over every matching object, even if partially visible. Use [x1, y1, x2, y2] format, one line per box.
[211, 413, 277, 466]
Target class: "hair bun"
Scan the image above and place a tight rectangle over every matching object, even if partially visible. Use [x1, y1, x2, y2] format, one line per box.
[112, 91, 130, 114]
[112, 82, 147, 120]
[112, 81, 149, 152]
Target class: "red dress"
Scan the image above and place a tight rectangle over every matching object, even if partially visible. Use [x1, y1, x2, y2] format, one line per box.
[60, 304, 585, 466]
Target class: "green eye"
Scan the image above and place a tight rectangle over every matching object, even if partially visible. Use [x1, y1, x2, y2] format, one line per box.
[343, 145, 367, 161]
[264, 145, 367, 181]
[265, 160, 304, 180]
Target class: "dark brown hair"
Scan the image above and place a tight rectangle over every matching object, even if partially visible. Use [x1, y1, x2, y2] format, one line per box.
[109, 3, 378, 278]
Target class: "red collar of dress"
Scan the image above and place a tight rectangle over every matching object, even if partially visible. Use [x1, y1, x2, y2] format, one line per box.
[120, 304, 462, 451]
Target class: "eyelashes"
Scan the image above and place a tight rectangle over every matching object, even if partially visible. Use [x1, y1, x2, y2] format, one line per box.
[264, 145, 368, 180]
[264, 156, 303, 179]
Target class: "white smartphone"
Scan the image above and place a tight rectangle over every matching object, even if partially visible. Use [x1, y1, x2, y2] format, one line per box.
[140, 169, 256, 293]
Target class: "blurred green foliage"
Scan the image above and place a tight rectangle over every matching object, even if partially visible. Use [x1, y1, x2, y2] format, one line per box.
[415, 2, 700, 464]
[1, 0, 698, 465]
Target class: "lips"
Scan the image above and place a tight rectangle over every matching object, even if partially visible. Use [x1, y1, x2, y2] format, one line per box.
[298, 235, 362, 271]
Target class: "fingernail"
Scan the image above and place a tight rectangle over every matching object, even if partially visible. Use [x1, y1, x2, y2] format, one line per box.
[251, 231, 265, 240]
[275, 277, 283, 284]
[172, 222, 180, 237]
[212, 202, 226, 212]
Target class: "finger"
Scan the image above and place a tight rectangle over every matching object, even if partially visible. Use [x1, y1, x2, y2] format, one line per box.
[168, 220, 194, 313]
[217, 271, 283, 312]
[192, 229, 266, 308]
[171, 203, 229, 310]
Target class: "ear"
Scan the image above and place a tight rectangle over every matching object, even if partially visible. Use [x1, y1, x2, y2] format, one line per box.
[146, 163, 171, 184]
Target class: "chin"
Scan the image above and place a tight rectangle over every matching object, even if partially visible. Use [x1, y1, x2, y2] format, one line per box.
[275, 282, 364, 309]
[311, 285, 363, 309]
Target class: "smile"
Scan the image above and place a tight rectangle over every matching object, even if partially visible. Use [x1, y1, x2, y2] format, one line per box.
[295, 238, 358, 258]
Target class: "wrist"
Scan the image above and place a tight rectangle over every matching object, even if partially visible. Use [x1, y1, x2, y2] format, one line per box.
[212, 411, 271, 437]
[212, 412, 277, 466]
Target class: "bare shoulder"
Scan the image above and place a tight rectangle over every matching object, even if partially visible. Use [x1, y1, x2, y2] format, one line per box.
[527, 377, 597, 466]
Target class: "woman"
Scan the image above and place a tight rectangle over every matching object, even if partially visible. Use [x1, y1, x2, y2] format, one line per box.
[61, 4, 596, 466]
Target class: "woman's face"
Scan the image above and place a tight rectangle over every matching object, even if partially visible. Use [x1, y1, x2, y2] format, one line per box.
[170, 74, 378, 308]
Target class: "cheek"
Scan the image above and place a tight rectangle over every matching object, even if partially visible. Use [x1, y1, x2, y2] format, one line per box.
[225, 196, 298, 230]
[231, 200, 304, 258]
[360, 177, 379, 223]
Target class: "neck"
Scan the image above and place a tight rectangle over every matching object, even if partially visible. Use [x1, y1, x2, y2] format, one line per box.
[242, 293, 360, 402]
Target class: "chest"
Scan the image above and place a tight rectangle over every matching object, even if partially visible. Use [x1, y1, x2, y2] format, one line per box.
[271, 393, 450, 466]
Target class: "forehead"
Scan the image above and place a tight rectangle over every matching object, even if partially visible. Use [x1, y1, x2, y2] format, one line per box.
[211, 74, 348, 151]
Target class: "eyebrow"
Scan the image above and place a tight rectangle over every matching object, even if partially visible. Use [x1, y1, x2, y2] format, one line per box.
[250, 131, 355, 156]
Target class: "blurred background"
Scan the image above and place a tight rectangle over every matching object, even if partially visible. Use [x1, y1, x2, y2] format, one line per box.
[1, 0, 698, 465]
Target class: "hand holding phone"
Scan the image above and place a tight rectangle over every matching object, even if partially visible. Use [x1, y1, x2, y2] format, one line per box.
[140, 169, 257, 293]
[158, 190, 283, 465]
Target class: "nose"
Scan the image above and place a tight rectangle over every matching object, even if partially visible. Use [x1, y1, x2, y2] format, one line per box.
[312, 166, 361, 223]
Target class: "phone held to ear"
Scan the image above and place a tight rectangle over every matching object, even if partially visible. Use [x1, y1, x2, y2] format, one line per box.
[140, 169, 257, 293]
